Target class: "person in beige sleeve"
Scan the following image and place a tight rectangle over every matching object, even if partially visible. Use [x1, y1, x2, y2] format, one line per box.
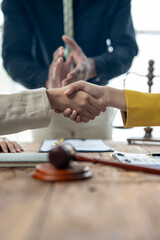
[0, 85, 103, 152]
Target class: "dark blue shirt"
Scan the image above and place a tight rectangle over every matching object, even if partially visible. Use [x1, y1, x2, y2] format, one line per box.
[2, 0, 138, 89]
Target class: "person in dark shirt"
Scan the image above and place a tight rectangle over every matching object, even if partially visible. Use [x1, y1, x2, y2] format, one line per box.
[2, 0, 138, 140]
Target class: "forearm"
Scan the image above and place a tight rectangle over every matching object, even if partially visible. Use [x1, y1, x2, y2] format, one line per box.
[2, 0, 48, 89]
[121, 90, 160, 128]
[46, 89, 59, 109]
[92, 46, 136, 85]
[102, 86, 126, 111]
[87, 58, 97, 79]
[90, 0, 138, 86]
[0, 88, 52, 135]
[3, 56, 48, 89]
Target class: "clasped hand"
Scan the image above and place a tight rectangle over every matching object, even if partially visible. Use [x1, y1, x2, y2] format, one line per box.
[46, 35, 105, 123]
[46, 35, 97, 89]
[47, 81, 107, 123]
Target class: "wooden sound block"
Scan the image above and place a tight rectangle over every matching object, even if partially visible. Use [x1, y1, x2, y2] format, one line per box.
[32, 162, 92, 181]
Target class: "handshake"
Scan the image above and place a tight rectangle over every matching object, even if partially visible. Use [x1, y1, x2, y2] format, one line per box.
[45, 35, 126, 123]
[46, 81, 126, 123]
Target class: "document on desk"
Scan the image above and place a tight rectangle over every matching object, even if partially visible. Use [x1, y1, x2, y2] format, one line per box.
[112, 152, 160, 168]
[39, 139, 114, 152]
[0, 153, 48, 167]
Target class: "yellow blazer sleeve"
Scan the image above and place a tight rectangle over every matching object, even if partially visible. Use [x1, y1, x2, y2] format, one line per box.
[121, 90, 160, 128]
[0, 88, 52, 135]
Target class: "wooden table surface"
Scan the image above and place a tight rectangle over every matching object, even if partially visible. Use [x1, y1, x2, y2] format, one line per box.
[1, 141, 160, 240]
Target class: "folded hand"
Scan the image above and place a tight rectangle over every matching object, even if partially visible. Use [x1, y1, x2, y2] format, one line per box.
[62, 81, 107, 122]
[46, 46, 73, 88]
[47, 86, 102, 123]
[61, 35, 97, 86]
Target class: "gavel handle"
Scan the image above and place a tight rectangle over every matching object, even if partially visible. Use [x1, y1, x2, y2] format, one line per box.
[75, 154, 160, 176]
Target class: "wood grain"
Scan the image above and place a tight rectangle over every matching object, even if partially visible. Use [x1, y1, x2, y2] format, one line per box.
[0, 141, 160, 240]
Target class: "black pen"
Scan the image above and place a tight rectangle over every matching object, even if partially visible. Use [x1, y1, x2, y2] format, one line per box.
[147, 153, 160, 157]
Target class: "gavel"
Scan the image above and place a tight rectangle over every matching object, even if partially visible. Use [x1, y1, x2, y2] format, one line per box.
[49, 143, 160, 175]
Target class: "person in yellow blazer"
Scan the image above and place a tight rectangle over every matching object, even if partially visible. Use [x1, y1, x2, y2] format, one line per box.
[63, 81, 160, 128]
[121, 90, 160, 128]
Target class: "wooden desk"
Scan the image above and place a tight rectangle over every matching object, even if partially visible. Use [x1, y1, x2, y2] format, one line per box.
[0, 141, 160, 240]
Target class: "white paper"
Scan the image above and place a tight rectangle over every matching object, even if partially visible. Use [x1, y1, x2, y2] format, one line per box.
[112, 152, 160, 166]
[39, 139, 114, 152]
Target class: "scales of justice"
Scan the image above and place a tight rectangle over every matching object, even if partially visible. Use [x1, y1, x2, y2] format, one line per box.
[117, 60, 160, 144]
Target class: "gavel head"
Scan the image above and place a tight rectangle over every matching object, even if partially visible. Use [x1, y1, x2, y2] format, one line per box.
[49, 143, 76, 169]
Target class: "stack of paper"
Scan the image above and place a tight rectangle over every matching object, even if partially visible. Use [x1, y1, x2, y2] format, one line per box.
[0, 152, 48, 167]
